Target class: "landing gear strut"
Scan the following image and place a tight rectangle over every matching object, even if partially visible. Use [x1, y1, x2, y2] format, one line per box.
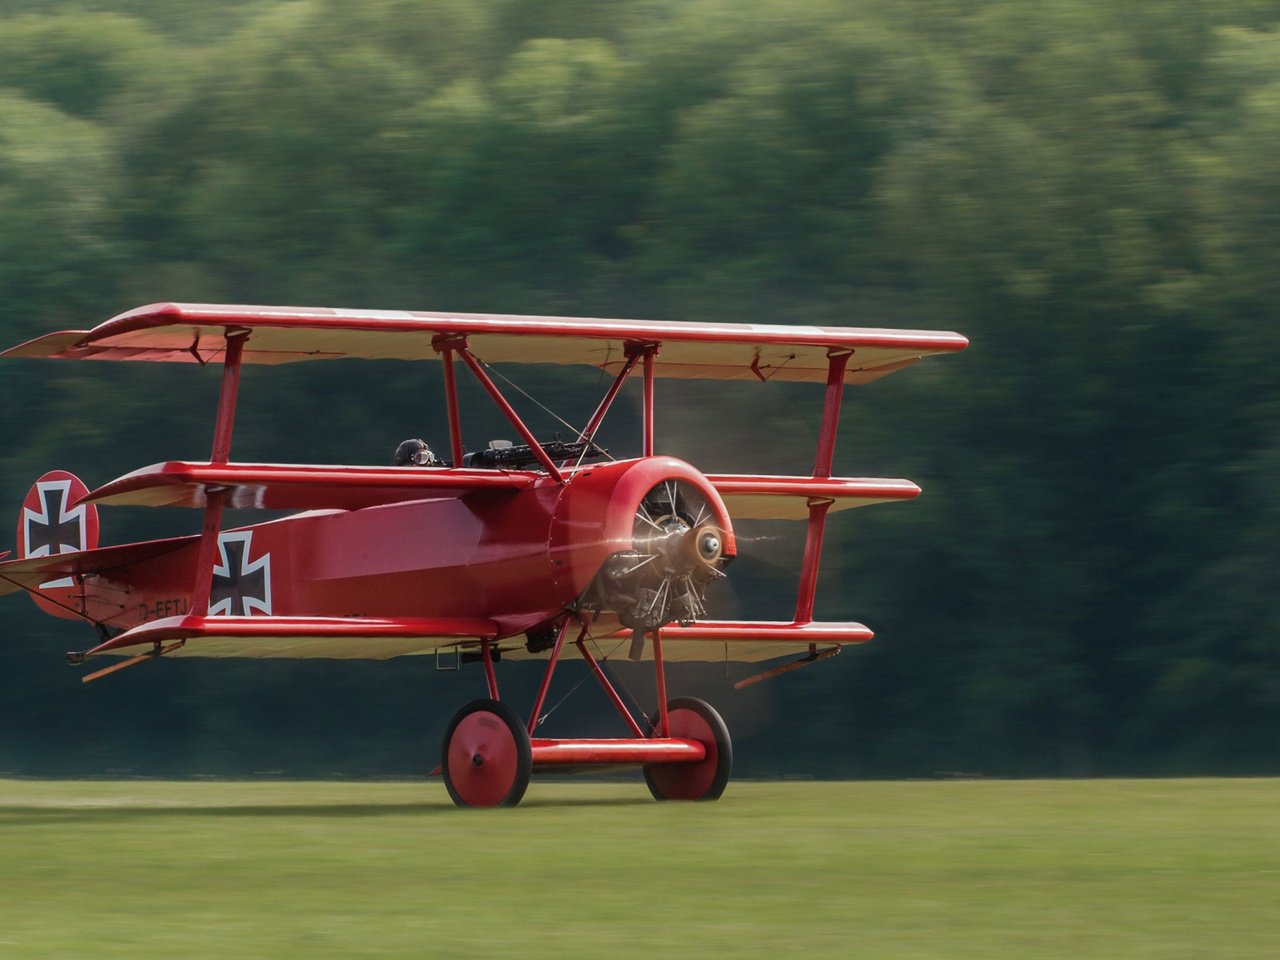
[438, 627, 734, 808]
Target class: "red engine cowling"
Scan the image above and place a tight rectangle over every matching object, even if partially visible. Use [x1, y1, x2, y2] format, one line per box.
[549, 456, 736, 632]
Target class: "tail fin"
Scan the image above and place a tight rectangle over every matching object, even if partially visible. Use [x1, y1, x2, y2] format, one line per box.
[15, 470, 99, 619]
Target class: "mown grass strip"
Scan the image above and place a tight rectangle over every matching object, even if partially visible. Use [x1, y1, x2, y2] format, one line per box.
[1, 779, 1277, 959]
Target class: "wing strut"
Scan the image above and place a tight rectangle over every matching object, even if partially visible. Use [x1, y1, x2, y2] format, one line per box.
[190, 328, 249, 616]
[439, 341, 465, 467]
[794, 349, 852, 623]
[438, 337, 566, 483]
[640, 344, 658, 457]
[577, 348, 642, 447]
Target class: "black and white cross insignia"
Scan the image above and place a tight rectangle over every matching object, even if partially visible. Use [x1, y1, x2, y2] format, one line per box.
[23, 481, 87, 558]
[209, 531, 272, 617]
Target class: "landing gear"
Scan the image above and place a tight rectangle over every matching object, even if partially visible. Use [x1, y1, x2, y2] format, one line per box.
[644, 697, 732, 801]
[441, 699, 532, 808]
[440, 575, 735, 806]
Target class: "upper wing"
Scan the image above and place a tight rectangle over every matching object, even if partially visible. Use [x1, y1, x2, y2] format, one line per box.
[3, 302, 968, 385]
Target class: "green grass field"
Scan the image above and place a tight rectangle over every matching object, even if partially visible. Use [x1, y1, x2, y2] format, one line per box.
[1, 778, 1276, 958]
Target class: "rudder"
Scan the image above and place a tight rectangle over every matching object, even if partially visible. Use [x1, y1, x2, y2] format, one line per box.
[15, 469, 100, 618]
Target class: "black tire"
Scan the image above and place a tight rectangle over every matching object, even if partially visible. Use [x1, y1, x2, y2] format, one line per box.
[643, 697, 732, 801]
[441, 698, 532, 808]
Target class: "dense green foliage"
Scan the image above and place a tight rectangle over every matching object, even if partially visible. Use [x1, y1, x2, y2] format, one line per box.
[1, 1, 1278, 777]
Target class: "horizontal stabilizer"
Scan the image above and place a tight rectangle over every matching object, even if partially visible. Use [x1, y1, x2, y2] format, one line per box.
[87, 461, 535, 510]
[709, 475, 920, 520]
[84, 614, 501, 660]
[0, 535, 197, 597]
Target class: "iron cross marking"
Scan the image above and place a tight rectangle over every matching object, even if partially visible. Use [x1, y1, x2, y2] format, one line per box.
[26, 485, 84, 555]
[209, 532, 271, 617]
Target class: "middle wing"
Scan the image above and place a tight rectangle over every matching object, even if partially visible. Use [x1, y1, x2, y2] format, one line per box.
[86, 461, 537, 510]
[84, 462, 920, 517]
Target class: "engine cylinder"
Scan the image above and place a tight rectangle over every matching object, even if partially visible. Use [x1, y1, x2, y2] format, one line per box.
[549, 457, 735, 631]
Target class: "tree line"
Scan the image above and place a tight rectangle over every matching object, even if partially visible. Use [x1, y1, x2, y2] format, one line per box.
[1, 0, 1278, 778]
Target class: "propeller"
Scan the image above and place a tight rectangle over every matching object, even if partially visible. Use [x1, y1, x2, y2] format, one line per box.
[587, 479, 730, 656]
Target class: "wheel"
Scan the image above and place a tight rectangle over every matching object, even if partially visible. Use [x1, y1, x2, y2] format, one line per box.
[643, 697, 732, 801]
[441, 699, 532, 808]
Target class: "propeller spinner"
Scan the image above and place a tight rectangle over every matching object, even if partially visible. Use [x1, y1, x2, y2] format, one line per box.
[592, 479, 731, 633]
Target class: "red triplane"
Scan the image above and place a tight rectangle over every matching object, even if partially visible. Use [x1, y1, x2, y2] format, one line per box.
[0, 304, 966, 806]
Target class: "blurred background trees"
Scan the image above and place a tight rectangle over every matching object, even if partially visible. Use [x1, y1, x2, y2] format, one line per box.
[1, 0, 1278, 778]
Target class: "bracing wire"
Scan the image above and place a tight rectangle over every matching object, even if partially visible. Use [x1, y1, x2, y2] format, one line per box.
[535, 629, 638, 730]
[478, 356, 584, 438]
[476, 355, 619, 464]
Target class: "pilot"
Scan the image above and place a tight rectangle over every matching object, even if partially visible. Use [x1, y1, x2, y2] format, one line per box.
[394, 438, 441, 466]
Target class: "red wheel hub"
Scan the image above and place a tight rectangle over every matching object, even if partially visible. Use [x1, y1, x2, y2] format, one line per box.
[442, 701, 531, 807]
[644, 698, 732, 801]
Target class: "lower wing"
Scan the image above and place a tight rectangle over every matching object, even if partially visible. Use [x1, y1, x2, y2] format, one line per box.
[80, 615, 868, 665]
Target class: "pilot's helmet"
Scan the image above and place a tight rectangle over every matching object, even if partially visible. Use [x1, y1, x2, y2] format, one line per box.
[394, 438, 435, 466]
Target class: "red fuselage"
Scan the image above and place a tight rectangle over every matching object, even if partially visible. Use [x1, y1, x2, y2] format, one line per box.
[73, 457, 735, 639]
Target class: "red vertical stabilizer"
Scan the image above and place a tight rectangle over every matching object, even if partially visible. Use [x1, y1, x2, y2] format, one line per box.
[15, 470, 100, 620]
